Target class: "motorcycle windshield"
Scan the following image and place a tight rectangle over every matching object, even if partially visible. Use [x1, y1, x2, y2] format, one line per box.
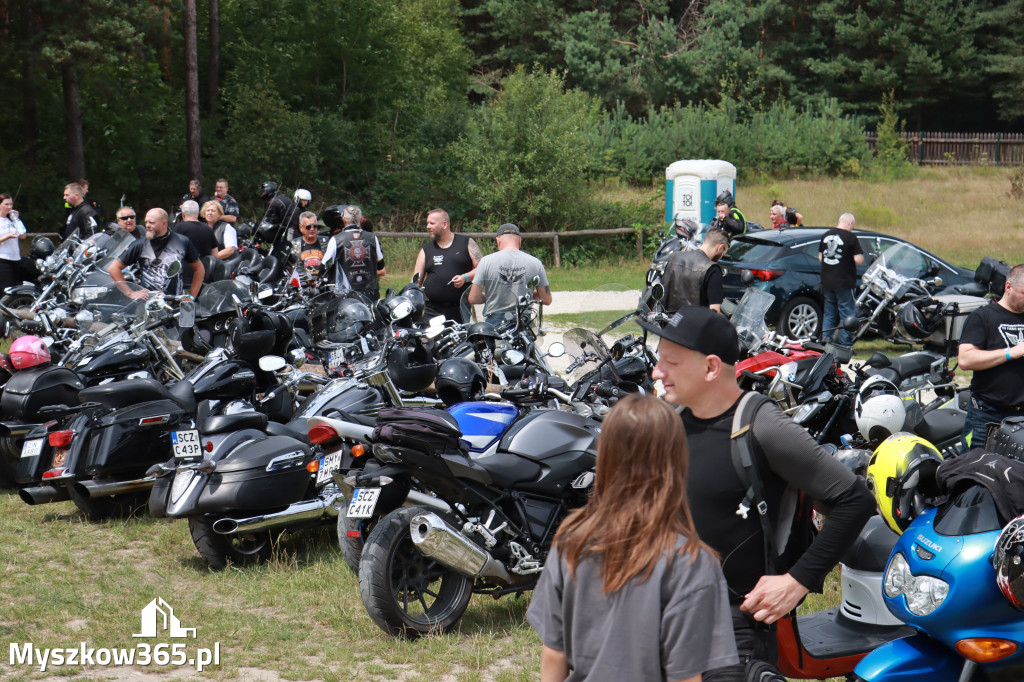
[72, 231, 112, 267]
[96, 230, 137, 270]
[196, 279, 251, 317]
[562, 327, 616, 383]
[731, 289, 776, 349]
[75, 282, 148, 329]
[863, 243, 931, 283]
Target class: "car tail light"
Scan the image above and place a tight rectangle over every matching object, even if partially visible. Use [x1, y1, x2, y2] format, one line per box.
[749, 269, 784, 281]
[48, 430, 74, 448]
[308, 423, 338, 445]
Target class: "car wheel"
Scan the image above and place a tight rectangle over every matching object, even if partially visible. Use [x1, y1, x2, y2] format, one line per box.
[779, 297, 822, 339]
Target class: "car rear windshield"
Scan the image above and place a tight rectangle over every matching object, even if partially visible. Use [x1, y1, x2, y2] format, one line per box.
[724, 238, 785, 264]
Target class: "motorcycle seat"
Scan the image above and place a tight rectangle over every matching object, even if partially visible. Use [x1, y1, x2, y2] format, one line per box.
[266, 419, 308, 440]
[867, 352, 936, 383]
[201, 411, 269, 435]
[79, 378, 193, 412]
[914, 409, 964, 448]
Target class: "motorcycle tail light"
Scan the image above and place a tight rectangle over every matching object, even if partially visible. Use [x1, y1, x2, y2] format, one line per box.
[308, 424, 338, 445]
[955, 638, 1018, 663]
[749, 269, 784, 281]
[42, 467, 67, 479]
[48, 430, 73, 448]
[352, 444, 366, 458]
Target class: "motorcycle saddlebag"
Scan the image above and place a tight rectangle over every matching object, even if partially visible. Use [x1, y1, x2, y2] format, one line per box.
[195, 436, 312, 512]
[975, 256, 1011, 295]
[371, 408, 464, 455]
[986, 416, 1024, 461]
[0, 367, 84, 421]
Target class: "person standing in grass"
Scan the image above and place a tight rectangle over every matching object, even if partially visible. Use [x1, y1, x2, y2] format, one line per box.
[527, 393, 738, 682]
[467, 223, 551, 326]
[818, 212, 863, 346]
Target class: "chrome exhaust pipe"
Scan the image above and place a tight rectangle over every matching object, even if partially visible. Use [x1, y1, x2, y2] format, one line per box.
[75, 477, 155, 499]
[409, 512, 511, 583]
[19, 485, 71, 505]
[211, 492, 341, 535]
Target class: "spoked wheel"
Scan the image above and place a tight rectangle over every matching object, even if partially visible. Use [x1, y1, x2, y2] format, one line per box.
[188, 517, 279, 570]
[359, 506, 473, 638]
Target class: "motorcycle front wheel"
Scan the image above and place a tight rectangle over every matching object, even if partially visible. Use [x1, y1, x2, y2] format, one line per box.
[358, 506, 473, 638]
[188, 517, 278, 570]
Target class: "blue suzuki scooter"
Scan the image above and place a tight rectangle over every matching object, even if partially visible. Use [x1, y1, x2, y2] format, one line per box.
[851, 484, 1024, 681]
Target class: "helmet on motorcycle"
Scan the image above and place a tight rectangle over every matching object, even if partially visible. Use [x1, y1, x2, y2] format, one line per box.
[715, 189, 735, 207]
[674, 218, 699, 240]
[9, 335, 51, 369]
[293, 188, 311, 204]
[386, 338, 437, 393]
[320, 297, 373, 344]
[258, 181, 279, 199]
[993, 514, 1024, 611]
[865, 432, 944, 535]
[380, 294, 415, 326]
[398, 283, 426, 324]
[435, 357, 487, 407]
[467, 322, 501, 354]
[29, 237, 56, 261]
[895, 301, 937, 340]
[834, 448, 874, 477]
[229, 310, 281, 361]
[855, 376, 906, 442]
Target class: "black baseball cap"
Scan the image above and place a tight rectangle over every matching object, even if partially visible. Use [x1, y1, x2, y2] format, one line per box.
[638, 306, 740, 365]
[496, 223, 520, 236]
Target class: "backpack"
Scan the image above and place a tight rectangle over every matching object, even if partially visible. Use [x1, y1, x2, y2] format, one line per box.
[730, 392, 821, 591]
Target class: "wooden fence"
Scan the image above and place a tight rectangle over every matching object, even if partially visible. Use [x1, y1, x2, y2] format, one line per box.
[377, 227, 642, 268]
[865, 131, 1024, 166]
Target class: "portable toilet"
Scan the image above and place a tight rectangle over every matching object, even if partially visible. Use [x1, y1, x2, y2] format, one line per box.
[665, 160, 737, 226]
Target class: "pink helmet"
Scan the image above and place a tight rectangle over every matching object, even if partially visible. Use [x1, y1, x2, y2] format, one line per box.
[9, 335, 51, 370]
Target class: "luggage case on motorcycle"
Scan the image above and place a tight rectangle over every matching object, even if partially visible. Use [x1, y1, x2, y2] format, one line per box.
[975, 256, 1011, 296]
[986, 416, 1024, 461]
[193, 436, 313, 513]
[0, 367, 84, 421]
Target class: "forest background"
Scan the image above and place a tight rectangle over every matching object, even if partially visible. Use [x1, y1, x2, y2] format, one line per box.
[1, 0, 1023, 247]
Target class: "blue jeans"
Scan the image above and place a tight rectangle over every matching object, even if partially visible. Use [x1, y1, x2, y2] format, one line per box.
[822, 288, 856, 347]
[962, 395, 1016, 451]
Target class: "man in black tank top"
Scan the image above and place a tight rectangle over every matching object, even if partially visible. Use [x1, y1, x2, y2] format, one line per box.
[413, 208, 482, 322]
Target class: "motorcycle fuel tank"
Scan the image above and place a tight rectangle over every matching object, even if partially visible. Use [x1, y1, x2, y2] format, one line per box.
[501, 410, 600, 461]
[447, 401, 518, 452]
[190, 359, 257, 402]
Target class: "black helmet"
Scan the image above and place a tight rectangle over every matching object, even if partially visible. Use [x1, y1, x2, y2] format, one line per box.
[716, 189, 735, 207]
[380, 294, 416, 326]
[258, 181, 279, 199]
[399, 283, 426, 323]
[29, 237, 56, 260]
[435, 357, 486, 407]
[229, 310, 292, 361]
[895, 301, 936, 340]
[322, 204, 349, 232]
[467, 322, 501, 354]
[994, 513, 1024, 612]
[235, 223, 253, 241]
[386, 338, 437, 393]
[313, 296, 373, 344]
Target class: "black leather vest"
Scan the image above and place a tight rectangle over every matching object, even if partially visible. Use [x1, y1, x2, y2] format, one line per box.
[334, 229, 379, 298]
[664, 250, 714, 310]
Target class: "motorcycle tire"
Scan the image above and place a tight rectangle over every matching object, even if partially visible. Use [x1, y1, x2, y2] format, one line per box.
[358, 506, 473, 638]
[68, 487, 149, 522]
[0, 434, 21, 488]
[188, 517, 279, 571]
[337, 503, 372, 575]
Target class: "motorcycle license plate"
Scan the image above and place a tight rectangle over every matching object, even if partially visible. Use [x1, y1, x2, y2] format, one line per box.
[171, 430, 202, 459]
[347, 488, 381, 518]
[316, 452, 341, 486]
[21, 438, 43, 459]
[328, 348, 346, 369]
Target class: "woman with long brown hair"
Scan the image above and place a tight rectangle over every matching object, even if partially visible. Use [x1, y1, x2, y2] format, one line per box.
[527, 393, 738, 682]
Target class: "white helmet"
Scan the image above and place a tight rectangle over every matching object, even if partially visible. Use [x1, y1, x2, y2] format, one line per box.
[294, 188, 311, 203]
[855, 376, 906, 443]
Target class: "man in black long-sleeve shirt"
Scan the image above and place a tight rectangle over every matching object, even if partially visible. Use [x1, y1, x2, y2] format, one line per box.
[641, 306, 875, 682]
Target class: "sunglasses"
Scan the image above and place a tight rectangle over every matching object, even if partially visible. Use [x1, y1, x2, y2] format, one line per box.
[302, 224, 318, 230]
[118, 215, 136, 221]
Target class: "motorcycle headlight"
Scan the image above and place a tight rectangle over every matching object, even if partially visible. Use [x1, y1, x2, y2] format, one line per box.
[71, 286, 108, 306]
[884, 552, 949, 616]
[869, 279, 886, 298]
[792, 402, 819, 424]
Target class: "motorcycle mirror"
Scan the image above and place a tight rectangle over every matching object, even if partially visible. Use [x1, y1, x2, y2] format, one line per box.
[528, 275, 540, 289]
[166, 260, 182, 277]
[546, 342, 565, 358]
[645, 268, 658, 286]
[288, 348, 306, 368]
[740, 269, 755, 285]
[651, 282, 665, 301]
[412, 273, 420, 286]
[74, 310, 95, 329]
[929, 276, 943, 288]
[499, 348, 526, 365]
[178, 299, 196, 328]
[258, 355, 287, 372]
[842, 316, 862, 331]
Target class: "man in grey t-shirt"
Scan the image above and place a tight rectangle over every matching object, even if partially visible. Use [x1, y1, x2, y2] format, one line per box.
[467, 223, 552, 326]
